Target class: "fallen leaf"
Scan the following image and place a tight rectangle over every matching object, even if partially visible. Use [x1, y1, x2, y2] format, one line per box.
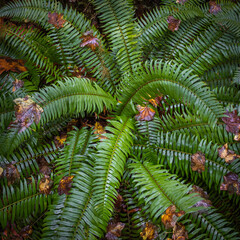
[13, 96, 43, 133]
[189, 185, 212, 209]
[140, 222, 158, 240]
[12, 79, 24, 92]
[220, 172, 240, 195]
[222, 110, 240, 139]
[135, 105, 155, 121]
[0, 167, 3, 177]
[172, 223, 188, 240]
[80, 30, 99, 51]
[209, 1, 221, 14]
[48, 12, 66, 29]
[54, 133, 67, 147]
[161, 205, 185, 230]
[114, 194, 127, 212]
[191, 152, 206, 173]
[218, 143, 240, 164]
[58, 175, 74, 195]
[2, 163, 20, 185]
[176, 0, 187, 4]
[0, 57, 27, 75]
[106, 221, 125, 240]
[40, 165, 51, 176]
[39, 176, 53, 195]
[94, 122, 107, 139]
[19, 225, 32, 239]
[167, 16, 181, 32]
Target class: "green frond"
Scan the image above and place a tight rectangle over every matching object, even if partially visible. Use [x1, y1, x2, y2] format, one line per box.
[7, 143, 59, 177]
[42, 160, 103, 240]
[233, 67, 240, 84]
[2, 23, 61, 80]
[0, 176, 52, 229]
[54, 127, 96, 180]
[134, 132, 240, 195]
[186, 209, 240, 240]
[129, 159, 203, 222]
[116, 60, 225, 127]
[93, 0, 140, 74]
[34, 77, 116, 124]
[93, 116, 134, 224]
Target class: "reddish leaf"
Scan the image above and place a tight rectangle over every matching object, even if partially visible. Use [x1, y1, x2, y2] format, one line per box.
[106, 221, 125, 240]
[189, 185, 212, 209]
[140, 222, 158, 240]
[135, 105, 155, 121]
[191, 152, 206, 173]
[48, 12, 66, 29]
[209, 1, 221, 14]
[80, 30, 99, 51]
[222, 110, 240, 135]
[161, 205, 185, 230]
[12, 79, 24, 92]
[2, 163, 20, 185]
[58, 175, 74, 195]
[218, 143, 240, 164]
[13, 96, 43, 133]
[220, 172, 240, 195]
[39, 175, 53, 195]
[0, 57, 27, 75]
[172, 223, 188, 240]
[167, 16, 181, 32]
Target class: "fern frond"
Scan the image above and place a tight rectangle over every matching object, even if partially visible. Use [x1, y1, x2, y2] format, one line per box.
[33, 77, 116, 124]
[93, 116, 134, 224]
[0, 176, 52, 229]
[116, 60, 224, 127]
[129, 159, 202, 222]
[93, 0, 140, 74]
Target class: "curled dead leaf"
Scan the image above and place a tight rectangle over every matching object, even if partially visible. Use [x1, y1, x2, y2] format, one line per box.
[140, 222, 158, 240]
[39, 175, 53, 195]
[106, 221, 125, 240]
[2, 163, 20, 185]
[220, 172, 240, 195]
[0, 57, 27, 75]
[167, 16, 181, 32]
[209, 1, 221, 14]
[48, 12, 66, 28]
[13, 96, 43, 133]
[191, 152, 206, 173]
[80, 30, 99, 51]
[58, 175, 74, 195]
[19, 225, 33, 239]
[172, 223, 188, 240]
[12, 79, 24, 92]
[218, 143, 240, 164]
[135, 105, 155, 121]
[222, 110, 240, 137]
[189, 185, 212, 210]
[94, 122, 107, 139]
[161, 205, 185, 230]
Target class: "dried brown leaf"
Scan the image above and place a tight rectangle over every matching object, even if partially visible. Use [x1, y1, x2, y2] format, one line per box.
[209, 1, 221, 14]
[222, 110, 240, 135]
[94, 122, 107, 139]
[167, 16, 181, 32]
[0, 57, 27, 75]
[12, 79, 24, 92]
[172, 223, 188, 240]
[161, 205, 185, 230]
[218, 143, 240, 164]
[106, 222, 125, 240]
[220, 172, 240, 195]
[191, 152, 206, 173]
[54, 134, 67, 147]
[176, 0, 187, 4]
[39, 176, 53, 195]
[140, 222, 158, 240]
[58, 175, 74, 195]
[80, 30, 99, 51]
[2, 163, 20, 185]
[48, 12, 66, 28]
[135, 105, 155, 121]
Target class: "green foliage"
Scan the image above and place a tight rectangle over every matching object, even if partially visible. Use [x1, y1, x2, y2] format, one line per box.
[0, 0, 240, 239]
